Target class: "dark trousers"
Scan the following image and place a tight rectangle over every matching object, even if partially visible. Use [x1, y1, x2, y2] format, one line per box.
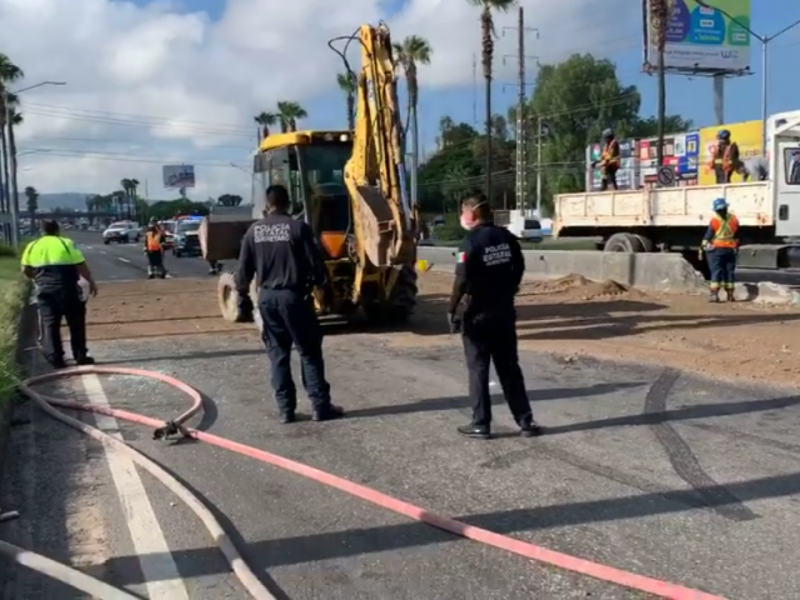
[706, 247, 737, 291]
[461, 310, 533, 427]
[714, 167, 733, 184]
[38, 290, 88, 364]
[257, 289, 331, 413]
[600, 168, 618, 191]
[146, 250, 163, 274]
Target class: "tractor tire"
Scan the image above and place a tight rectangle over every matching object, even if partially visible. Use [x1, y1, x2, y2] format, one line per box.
[363, 265, 418, 325]
[217, 271, 261, 332]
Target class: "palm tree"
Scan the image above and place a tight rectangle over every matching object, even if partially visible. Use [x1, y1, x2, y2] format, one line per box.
[129, 178, 140, 219]
[393, 35, 432, 205]
[649, 0, 669, 167]
[6, 99, 23, 225]
[25, 185, 38, 229]
[0, 54, 23, 216]
[336, 73, 357, 131]
[468, 0, 516, 200]
[113, 189, 126, 218]
[254, 112, 278, 139]
[276, 101, 308, 132]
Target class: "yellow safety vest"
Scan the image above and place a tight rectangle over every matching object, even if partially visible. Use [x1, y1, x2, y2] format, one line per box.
[20, 235, 85, 291]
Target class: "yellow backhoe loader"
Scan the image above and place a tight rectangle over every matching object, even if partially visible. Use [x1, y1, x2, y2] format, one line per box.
[199, 22, 420, 331]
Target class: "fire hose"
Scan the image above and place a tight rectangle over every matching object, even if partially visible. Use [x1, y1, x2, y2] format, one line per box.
[1, 366, 726, 600]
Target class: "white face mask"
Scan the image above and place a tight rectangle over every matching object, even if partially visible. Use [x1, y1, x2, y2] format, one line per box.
[460, 217, 471, 231]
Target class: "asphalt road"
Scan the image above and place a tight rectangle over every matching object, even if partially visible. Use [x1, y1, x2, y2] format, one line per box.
[3, 236, 800, 599]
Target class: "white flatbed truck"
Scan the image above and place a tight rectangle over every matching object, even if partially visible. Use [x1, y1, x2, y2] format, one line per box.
[553, 110, 800, 270]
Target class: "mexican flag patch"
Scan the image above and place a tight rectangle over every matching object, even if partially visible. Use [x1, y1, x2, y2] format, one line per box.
[457, 251, 466, 263]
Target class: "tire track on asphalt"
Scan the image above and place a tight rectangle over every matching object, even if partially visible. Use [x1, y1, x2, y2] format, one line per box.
[644, 368, 758, 522]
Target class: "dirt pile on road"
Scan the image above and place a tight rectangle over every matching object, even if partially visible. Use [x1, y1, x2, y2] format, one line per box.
[522, 273, 632, 300]
[414, 271, 800, 387]
[85, 279, 250, 340]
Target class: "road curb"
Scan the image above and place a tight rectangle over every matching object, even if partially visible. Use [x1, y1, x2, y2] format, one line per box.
[0, 304, 36, 505]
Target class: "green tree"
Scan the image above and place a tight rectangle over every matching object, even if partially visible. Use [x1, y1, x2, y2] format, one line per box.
[336, 72, 357, 131]
[24, 185, 37, 229]
[276, 101, 308, 132]
[468, 0, 516, 200]
[0, 54, 23, 216]
[527, 53, 686, 213]
[254, 111, 278, 139]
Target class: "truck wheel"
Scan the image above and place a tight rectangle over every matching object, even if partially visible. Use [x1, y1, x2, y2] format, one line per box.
[604, 232, 644, 253]
[632, 234, 654, 252]
[363, 265, 418, 325]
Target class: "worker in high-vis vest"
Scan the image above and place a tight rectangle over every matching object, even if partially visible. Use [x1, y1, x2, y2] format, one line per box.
[143, 217, 166, 278]
[701, 198, 739, 302]
[20, 219, 98, 369]
[592, 128, 620, 191]
[707, 129, 741, 184]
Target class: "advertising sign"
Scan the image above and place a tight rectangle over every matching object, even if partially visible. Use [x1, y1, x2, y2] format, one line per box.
[698, 120, 762, 185]
[163, 165, 196, 188]
[586, 139, 638, 192]
[643, 0, 751, 73]
[638, 133, 700, 187]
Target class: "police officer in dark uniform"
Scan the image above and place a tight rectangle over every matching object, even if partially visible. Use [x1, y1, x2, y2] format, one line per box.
[447, 196, 542, 439]
[20, 220, 98, 369]
[235, 184, 344, 423]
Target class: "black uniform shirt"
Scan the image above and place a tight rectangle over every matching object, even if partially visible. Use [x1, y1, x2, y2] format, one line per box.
[236, 212, 326, 293]
[448, 221, 525, 314]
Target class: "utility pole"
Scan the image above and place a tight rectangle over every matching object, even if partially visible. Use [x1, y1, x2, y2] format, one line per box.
[536, 117, 543, 218]
[472, 54, 478, 127]
[503, 8, 538, 213]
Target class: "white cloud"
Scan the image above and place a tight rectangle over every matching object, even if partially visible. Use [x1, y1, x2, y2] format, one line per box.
[0, 0, 638, 200]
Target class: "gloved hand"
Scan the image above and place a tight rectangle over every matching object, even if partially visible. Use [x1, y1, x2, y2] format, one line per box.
[235, 292, 254, 323]
[697, 249, 703, 261]
[447, 312, 461, 334]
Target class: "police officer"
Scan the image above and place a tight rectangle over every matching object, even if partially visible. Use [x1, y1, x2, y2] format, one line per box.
[20, 220, 98, 369]
[235, 184, 344, 423]
[701, 198, 739, 302]
[447, 195, 542, 439]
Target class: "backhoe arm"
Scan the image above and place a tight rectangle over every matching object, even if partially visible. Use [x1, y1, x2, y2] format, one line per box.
[344, 22, 417, 270]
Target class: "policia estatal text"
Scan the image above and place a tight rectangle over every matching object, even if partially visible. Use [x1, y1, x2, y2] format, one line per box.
[21, 220, 98, 369]
[447, 196, 542, 439]
[236, 184, 344, 423]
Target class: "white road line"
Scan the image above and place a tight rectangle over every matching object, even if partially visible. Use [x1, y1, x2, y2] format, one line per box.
[117, 257, 131, 263]
[99, 250, 107, 255]
[81, 374, 190, 599]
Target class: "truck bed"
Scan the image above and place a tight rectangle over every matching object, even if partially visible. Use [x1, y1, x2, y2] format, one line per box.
[555, 182, 772, 233]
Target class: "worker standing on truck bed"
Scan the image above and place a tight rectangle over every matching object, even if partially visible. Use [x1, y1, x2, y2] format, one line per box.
[143, 217, 166, 279]
[707, 130, 741, 184]
[20, 219, 98, 369]
[235, 183, 344, 424]
[701, 198, 739, 302]
[447, 195, 542, 439]
[593, 129, 620, 191]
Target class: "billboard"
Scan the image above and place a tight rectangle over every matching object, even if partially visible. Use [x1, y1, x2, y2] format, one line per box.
[698, 120, 762, 185]
[163, 165, 195, 188]
[586, 139, 639, 192]
[637, 132, 700, 186]
[643, 0, 751, 73]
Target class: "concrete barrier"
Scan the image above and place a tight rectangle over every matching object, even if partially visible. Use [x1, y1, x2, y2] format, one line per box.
[417, 248, 707, 292]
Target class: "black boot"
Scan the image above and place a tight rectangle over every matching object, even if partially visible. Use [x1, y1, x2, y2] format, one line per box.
[457, 423, 490, 439]
[708, 291, 720, 302]
[312, 404, 345, 421]
[519, 418, 543, 438]
[726, 289, 735, 302]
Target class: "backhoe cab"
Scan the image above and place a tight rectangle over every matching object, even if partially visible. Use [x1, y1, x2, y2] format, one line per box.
[204, 22, 420, 327]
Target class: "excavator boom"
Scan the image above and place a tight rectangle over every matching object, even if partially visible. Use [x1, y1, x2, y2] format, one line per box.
[344, 22, 417, 270]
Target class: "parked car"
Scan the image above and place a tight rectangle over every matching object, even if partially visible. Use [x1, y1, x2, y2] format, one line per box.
[103, 221, 140, 244]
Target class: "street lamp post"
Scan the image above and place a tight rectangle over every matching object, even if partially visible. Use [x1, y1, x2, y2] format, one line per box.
[697, 2, 800, 150]
[3, 81, 65, 246]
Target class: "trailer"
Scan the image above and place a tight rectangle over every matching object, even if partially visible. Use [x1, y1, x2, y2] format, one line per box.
[554, 110, 800, 270]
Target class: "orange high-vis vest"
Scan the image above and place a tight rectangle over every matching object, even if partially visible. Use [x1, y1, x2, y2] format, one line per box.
[602, 141, 620, 168]
[145, 230, 163, 252]
[707, 143, 735, 173]
[709, 214, 739, 248]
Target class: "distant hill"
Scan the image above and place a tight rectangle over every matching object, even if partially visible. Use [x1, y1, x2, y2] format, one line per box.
[36, 193, 96, 211]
